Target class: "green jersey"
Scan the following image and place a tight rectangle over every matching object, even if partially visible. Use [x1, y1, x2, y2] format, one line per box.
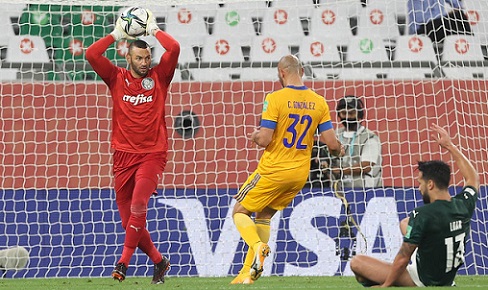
[404, 186, 478, 286]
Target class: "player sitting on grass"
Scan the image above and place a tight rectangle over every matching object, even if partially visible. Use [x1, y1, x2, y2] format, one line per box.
[350, 124, 479, 287]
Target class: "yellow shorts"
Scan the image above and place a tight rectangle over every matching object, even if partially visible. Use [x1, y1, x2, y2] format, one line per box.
[234, 171, 307, 212]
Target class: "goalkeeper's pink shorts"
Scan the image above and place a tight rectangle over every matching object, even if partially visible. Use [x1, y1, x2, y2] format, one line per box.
[113, 150, 167, 197]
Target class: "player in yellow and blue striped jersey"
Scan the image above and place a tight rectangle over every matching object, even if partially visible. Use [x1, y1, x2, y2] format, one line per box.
[231, 55, 345, 284]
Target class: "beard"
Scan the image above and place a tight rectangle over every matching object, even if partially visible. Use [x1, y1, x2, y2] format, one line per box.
[422, 192, 431, 204]
[340, 118, 360, 131]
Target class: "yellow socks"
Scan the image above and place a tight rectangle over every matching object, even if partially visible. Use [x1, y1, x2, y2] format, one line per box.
[235, 217, 271, 273]
[234, 213, 260, 248]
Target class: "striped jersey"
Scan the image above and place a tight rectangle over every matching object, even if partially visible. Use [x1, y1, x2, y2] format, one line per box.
[257, 85, 334, 181]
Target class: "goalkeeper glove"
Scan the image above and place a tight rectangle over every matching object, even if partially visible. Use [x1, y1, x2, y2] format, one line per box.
[145, 9, 160, 36]
[110, 18, 135, 41]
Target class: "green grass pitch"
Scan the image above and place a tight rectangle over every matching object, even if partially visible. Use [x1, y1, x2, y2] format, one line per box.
[0, 275, 487, 290]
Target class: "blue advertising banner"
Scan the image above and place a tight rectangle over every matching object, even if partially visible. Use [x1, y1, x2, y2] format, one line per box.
[0, 186, 486, 278]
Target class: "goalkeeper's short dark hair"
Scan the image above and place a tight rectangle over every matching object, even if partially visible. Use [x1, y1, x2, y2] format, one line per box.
[336, 96, 365, 119]
[128, 39, 150, 54]
[417, 160, 451, 190]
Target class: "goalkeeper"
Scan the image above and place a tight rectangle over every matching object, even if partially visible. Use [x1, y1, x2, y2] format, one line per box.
[86, 9, 180, 284]
[350, 124, 479, 287]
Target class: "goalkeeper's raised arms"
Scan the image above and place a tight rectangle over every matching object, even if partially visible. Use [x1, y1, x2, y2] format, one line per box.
[0, 246, 29, 271]
[145, 9, 160, 36]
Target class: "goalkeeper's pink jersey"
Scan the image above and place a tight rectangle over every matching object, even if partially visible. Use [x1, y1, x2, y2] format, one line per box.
[86, 31, 180, 153]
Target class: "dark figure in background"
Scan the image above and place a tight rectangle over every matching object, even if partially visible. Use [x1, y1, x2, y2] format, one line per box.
[407, 0, 472, 43]
[306, 140, 332, 189]
[326, 96, 382, 189]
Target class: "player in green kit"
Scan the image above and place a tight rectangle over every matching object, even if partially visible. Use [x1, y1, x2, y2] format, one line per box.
[350, 124, 479, 287]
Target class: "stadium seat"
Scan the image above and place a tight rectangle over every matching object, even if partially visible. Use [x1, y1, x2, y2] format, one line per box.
[441, 35, 484, 61]
[391, 35, 438, 79]
[191, 35, 244, 81]
[356, 3, 400, 42]
[18, 5, 63, 48]
[4, 3, 27, 19]
[441, 35, 487, 79]
[223, 1, 268, 19]
[356, 0, 407, 19]
[181, 3, 221, 18]
[270, 0, 317, 18]
[53, 36, 96, 63]
[6, 35, 50, 63]
[212, 6, 257, 46]
[321, 0, 362, 18]
[201, 35, 244, 63]
[68, 6, 117, 39]
[0, 68, 19, 81]
[0, 14, 16, 47]
[300, 36, 342, 80]
[394, 35, 438, 63]
[299, 36, 341, 62]
[145, 4, 169, 19]
[153, 44, 196, 64]
[249, 35, 290, 62]
[240, 35, 291, 81]
[165, 5, 209, 47]
[309, 4, 353, 47]
[464, 1, 488, 45]
[346, 36, 388, 61]
[260, 6, 305, 46]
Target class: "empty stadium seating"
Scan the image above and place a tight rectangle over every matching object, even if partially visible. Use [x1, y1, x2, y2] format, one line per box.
[165, 5, 209, 48]
[18, 4, 64, 48]
[395, 35, 437, 62]
[464, 0, 488, 45]
[441, 35, 488, 78]
[201, 35, 245, 63]
[212, 6, 257, 46]
[2, 2, 488, 81]
[310, 3, 353, 47]
[223, 1, 268, 18]
[0, 68, 19, 81]
[0, 14, 16, 47]
[356, 3, 400, 42]
[260, 5, 304, 46]
[250, 35, 290, 62]
[6, 35, 50, 63]
[299, 36, 341, 63]
[270, 0, 316, 18]
[390, 35, 438, 79]
[347, 36, 389, 62]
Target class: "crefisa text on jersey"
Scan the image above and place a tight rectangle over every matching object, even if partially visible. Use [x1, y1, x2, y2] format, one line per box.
[123, 94, 153, 106]
[288, 101, 316, 110]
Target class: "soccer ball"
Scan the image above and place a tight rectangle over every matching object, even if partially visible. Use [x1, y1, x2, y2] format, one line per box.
[119, 6, 148, 37]
[0, 246, 29, 270]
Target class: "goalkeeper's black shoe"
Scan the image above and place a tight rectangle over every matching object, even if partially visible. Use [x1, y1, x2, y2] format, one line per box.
[112, 263, 127, 282]
[151, 256, 170, 284]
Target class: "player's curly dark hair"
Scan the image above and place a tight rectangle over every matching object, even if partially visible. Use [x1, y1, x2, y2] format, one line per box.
[417, 160, 451, 190]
